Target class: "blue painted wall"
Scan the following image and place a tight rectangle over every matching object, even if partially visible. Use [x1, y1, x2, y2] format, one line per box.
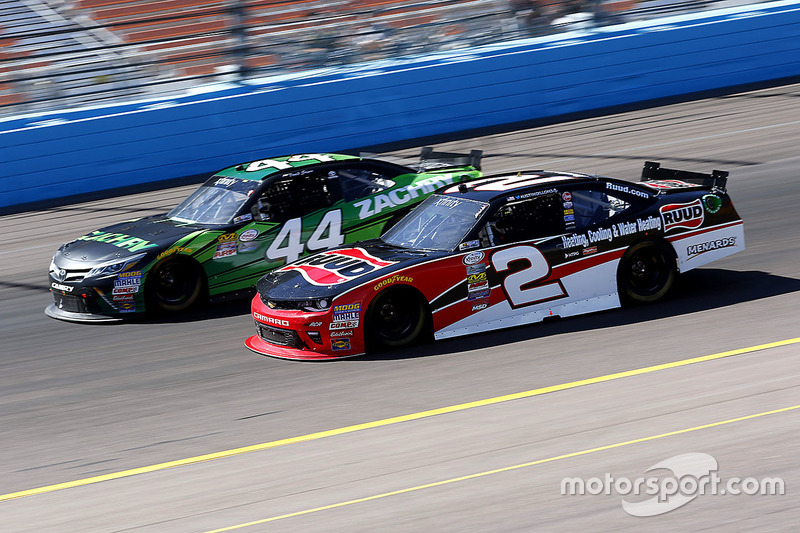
[2, 0, 800, 209]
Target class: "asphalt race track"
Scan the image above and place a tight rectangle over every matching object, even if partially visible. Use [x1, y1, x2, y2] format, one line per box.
[1, 82, 799, 531]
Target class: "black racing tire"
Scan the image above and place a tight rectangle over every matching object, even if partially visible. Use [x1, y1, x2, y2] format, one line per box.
[146, 258, 205, 313]
[366, 288, 428, 350]
[618, 240, 677, 304]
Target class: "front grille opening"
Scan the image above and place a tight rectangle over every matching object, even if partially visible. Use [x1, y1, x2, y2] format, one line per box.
[256, 322, 306, 350]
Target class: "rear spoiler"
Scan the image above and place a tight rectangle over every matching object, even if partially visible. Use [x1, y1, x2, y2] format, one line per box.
[641, 161, 728, 192]
[418, 147, 483, 171]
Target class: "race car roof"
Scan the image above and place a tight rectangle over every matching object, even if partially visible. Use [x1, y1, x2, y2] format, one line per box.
[441, 171, 595, 202]
[214, 153, 360, 181]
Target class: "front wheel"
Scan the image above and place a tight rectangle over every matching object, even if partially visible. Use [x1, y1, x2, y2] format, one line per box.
[367, 289, 427, 350]
[618, 241, 676, 304]
[146, 259, 205, 313]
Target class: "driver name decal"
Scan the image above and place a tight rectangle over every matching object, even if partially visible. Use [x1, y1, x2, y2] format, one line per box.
[279, 248, 396, 286]
[76, 231, 159, 252]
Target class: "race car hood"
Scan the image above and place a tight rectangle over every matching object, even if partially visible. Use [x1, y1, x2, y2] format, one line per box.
[56, 215, 204, 264]
[257, 240, 444, 300]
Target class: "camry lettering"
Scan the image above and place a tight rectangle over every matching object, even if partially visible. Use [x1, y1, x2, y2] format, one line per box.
[51, 282, 73, 292]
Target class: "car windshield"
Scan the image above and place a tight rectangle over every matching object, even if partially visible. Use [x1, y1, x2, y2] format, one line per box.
[381, 194, 488, 251]
[168, 176, 257, 224]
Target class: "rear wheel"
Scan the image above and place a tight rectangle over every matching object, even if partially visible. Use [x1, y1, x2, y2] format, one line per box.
[618, 241, 676, 304]
[146, 259, 205, 313]
[367, 288, 427, 350]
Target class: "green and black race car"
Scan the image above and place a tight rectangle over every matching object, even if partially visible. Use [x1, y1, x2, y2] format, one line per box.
[46, 149, 482, 322]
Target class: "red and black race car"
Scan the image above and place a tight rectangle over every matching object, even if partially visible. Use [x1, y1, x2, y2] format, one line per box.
[245, 161, 745, 360]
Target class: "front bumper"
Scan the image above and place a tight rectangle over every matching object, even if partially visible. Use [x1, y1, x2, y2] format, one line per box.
[244, 295, 365, 361]
[44, 303, 122, 323]
[46, 276, 145, 323]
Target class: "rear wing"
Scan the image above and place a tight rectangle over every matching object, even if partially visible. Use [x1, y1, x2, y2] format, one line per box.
[418, 147, 483, 171]
[359, 147, 482, 172]
[641, 161, 728, 193]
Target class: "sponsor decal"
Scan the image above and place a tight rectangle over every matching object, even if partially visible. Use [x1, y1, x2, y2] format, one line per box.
[112, 286, 138, 295]
[660, 199, 704, 232]
[564, 250, 580, 259]
[458, 239, 480, 251]
[330, 320, 359, 330]
[280, 248, 396, 286]
[583, 246, 598, 255]
[467, 272, 487, 284]
[564, 214, 575, 222]
[466, 263, 487, 275]
[330, 330, 354, 337]
[687, 236, 737, 258]
[214, 177, 238, 187]
[471, 303, 488, 312]
[76, 231, 158, 252]
[118, 301, 136, 313]
[468, 280, 489, 292]
[606, 181, 651, 198]
[562, 191, 572, 202]
[352, 175, 456, 220]
[213, 241, 237, 259]
[237, 241, 258, 253]
[331, 338, 351, 351]
[218, 233, 238, 242]
[562, 201, 573, 209]
[239, 229, 259, 242]
[463, 251, 485, 265]
[113, 293, 134, 301]
[703, 194, 722, 214]
[308, 321, 323, 327]
[51, 282, 73, 292]
[233, 213, 253, 224]
[118, 270, 142, 278]
[254, 312, 290, 327]
[114, 272, 142, 288]
[332, 303, 361, 324]
[373, 274, 414, 291]
[332, 311, 359, 321]
[563, 209, 574, 215]
[157, 247, 192, 260]
[642, 179, 695, 190]
[467, 289, 491, 300]
[333, 303, 361, 313]
[561, 216, 663, 250]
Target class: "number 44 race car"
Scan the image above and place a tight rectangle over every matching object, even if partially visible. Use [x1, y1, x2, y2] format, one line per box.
[46, 148, 482, 322]
[246, 161, 745, 360]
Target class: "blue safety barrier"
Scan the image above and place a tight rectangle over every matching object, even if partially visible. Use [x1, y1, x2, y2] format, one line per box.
[2, 0, 799, 209]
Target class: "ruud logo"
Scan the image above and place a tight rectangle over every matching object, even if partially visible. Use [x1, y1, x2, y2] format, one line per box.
[660, 199, 704, 233]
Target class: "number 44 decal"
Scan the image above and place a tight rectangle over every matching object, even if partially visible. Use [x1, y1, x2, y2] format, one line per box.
[266, 210, 344, 263]
[491, 245, 567, 308]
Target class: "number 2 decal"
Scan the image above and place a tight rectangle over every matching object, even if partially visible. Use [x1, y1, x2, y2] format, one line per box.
[491, 245, 567, 308]
[266, 210, 344, 263]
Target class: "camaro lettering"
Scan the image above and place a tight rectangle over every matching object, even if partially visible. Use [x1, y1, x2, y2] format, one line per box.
[254, 312, 290, 327]
[660, 199, 704, 232]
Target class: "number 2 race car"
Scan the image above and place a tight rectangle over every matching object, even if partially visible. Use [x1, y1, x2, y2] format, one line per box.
[246, 161, 745, 360]
[46, 149, 482, 322]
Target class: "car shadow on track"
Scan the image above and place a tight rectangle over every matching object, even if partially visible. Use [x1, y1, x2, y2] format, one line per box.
[356, 269, 800, 362]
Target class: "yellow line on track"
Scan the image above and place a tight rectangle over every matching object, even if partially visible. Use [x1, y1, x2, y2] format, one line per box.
[203, 403, 800, 532]
[1, 336, 798, 503]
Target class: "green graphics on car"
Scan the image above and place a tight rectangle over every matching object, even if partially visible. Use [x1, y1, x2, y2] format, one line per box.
[46, 149, 483, 322]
